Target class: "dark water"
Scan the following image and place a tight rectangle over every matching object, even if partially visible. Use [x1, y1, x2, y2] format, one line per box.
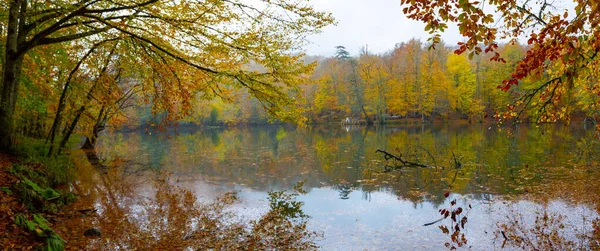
[90, 124, 600, 250]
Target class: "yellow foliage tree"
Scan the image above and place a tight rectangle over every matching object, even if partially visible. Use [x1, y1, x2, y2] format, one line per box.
[0, 0, 335, 151]
[447, 53, 483, 121]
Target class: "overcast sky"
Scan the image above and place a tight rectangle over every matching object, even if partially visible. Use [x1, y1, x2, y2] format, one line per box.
[303, 0, 577, 57]
[304, 0, 464, 56]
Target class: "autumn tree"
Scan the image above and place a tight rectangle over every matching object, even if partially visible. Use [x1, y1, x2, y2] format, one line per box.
[419, 42, 448, 121]
[422, 43, 452, 120]
[358, 48, 389, 123]
[400, 0, 600, 124]
[14, 43, 71, 139]
[308, 57, 345, 121]
[405, 39, 425, 120]
[47, 39, 122, 155]
[314, 73, 341, 116]
[386, 42, 414, 120]
[479, 43, 525, 115]
[0, 0, 334, 152]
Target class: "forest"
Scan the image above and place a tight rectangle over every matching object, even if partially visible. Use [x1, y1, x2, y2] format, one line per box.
[2, 0, 600, 250]
[13, 39, 598, 133]
[198, 40, 600, 126]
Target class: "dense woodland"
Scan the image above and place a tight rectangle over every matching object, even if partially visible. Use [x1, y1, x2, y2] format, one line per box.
[302, 40, 598, 125]
[220, 40, 600, 126]
[10, 39, 600, 140]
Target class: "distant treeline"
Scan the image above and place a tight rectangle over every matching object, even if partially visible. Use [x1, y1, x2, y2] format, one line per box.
[157, 39, 598, 126]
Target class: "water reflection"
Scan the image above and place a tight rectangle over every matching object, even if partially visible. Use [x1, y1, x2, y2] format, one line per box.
[83, 124, 600, 249]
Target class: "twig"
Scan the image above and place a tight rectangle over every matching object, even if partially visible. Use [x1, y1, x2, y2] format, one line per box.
[375, 149, 429, 168]
[423, 218, 444, 226]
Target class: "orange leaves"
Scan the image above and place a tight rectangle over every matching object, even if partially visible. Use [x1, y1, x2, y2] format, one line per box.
[401, 0, 500, 60]
[439, 225, 450, 234]
[49, 167, 319, 250]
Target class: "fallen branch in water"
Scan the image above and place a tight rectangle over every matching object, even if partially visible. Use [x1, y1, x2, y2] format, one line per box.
[375, 149, 430, 169]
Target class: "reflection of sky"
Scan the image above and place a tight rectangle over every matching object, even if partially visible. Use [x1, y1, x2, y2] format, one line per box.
[176, 179, 597, 250]
[94, 125, 600, 249]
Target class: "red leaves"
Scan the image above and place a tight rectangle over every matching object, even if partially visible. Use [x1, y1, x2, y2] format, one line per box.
[489, 51, 504, 62]
[437, 197, 470, 249]
[499, 78, 518, 91]
[444, 191, 450, 198]
[439, 208, 450, 219]
[450, 207, 462, 222]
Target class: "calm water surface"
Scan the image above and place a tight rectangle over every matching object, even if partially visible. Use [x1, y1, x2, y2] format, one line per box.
[83, 124, 600, 250]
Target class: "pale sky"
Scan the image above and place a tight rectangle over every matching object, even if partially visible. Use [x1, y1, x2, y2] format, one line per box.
[304, 0, 463, 56]
[304, 0, 576, 57]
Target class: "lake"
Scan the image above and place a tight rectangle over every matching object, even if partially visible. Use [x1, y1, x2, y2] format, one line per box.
[69, 124, 600, 250]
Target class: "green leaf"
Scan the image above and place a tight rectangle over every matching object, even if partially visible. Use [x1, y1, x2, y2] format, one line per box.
[42, 188, 60, 201]
[25, 220, 37, 232]
[46, 234, 65, 251]
[33, 214, 51, 231]
[0, 186, 12, 195]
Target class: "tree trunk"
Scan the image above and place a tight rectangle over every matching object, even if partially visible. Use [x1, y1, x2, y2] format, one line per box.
[46, 80, 68, 155]
[81, 124, 105, 149]
[81, 137, 94, 149]
[82, 106, 107, 149]
[59, 105, 85, 152]
[0, 0, 27, 152]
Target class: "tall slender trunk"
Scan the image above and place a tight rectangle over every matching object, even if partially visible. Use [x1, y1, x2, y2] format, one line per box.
[47, 79, 71, 155]
[0, 0, 27, 152]
[81, 124, 105, 149]
[59, 105, 85, 153]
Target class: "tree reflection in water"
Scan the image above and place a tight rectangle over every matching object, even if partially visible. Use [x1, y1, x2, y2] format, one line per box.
[82, 124, 600, 249]
[54, 149, 320, 250]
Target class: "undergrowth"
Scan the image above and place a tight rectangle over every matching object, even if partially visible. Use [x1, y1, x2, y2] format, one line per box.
[15, 213, 65, 251]
[7, 136, 80, 251]
[10, 164, 75, 213]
